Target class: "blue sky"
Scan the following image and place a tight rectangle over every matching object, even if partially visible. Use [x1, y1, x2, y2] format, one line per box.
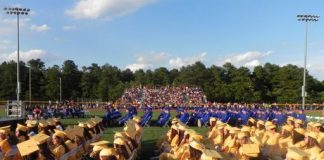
[0, 0, 323, 80]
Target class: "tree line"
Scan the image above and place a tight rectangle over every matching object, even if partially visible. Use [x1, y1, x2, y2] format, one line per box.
[0, 59, 323, 103]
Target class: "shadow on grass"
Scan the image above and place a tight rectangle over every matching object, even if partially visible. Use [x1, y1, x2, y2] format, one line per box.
[139, 139, 158, 160]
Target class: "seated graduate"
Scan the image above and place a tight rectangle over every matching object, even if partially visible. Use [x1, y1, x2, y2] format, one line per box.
[114, 137, 132, 160]
[30, 133, 55, 160]
[180, 139, 205, 160]
[99, 148, 118, 160]
[16, 124, 29, 143]
[235, 131, 261, 159]
[88, 140, 110, 160]
[38, 120, 52, 136]
[52, 129, 69, 159]
[53, 118, 65, 131]
[0, 126, 12, 160]
[303, 131, 322, 160]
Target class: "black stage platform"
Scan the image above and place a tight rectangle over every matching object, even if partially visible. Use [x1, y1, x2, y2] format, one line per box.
[0, 117, 26, 131]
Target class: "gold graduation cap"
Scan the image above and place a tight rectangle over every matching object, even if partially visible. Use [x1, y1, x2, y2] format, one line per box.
[305, 131, 318, 140]
[282, 125, 293, 132]
[30, 133, 50, 145]
[124, 126, 136, 139]
[17, 139, 39, 157]
[26, 123, 36, 128]
[265, 121, 273, 127]
[248, 118, 256, 124]
[65, 125, 73, 131]
[78, 122, 87, 128]
[90, 140, 110, 146]
[38, 120, 48, 127]
[47, 119, 55, 126]
[201, 149, 223, 159]
[93, 145, 107, 152]
[241, 143, 260, 154]
[313, 122, 322, 128]
[295, 119, 303, 125]
[86, 121, 96, 128]
[133, 116, 141, 123]
[25, 120, 32, 124]
[65, 129, 76, 140]
[171, 118, 178, 124]
[241, 126, 251, 132]
[294, 128, 306, 135]
[237, 132, 248, 139]
[114, 131, 127, 139]
[209, 117, 217, 122]
[0, 125, 11, 134]
[189, 140, 205, 151]
[230, 127, 240, 134]
[16, 124, 28, 132]
[65, 140, 77, 150]
[53, 129, 66, 139]
[113, 137, 127, 145]
[100, 148, 117, 156]
[267, 124, 276, 130]
[171, 124, 178, 130]
[287, 116, 294, 121]
[90, 118, 98, 124]
[286, 147, 309, 160]
[178, 123, 187, 131]
[257, 120, 265, 126]
[73, 126, 84, 137]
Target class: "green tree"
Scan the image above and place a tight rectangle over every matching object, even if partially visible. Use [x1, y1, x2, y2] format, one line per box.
[44, 65, 61, 100]
[61, 60, 82, 99]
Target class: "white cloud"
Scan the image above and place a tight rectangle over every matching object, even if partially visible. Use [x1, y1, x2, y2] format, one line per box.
[222, 51, 271, 68]
[0, 16, 30, 35]
[63, 25, 76, 30]
[169, 52, 207, 69]
[169, 57, 184, 68]
[0, 40, 13, 50]
[66, 0, 155, 20]
[125, 63, 151, 72]
[30, 24, 50, 32]
[125, 52, 169, 71]
[0, 49, 60, 64]
[7, 49, 47, 62]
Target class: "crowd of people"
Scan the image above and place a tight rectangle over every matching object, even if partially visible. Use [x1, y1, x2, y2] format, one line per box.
[153, 116, 323, 160]
[22, 100, 102, 120]
[0, 115, 144, 160]
[119, 86, 207, 107]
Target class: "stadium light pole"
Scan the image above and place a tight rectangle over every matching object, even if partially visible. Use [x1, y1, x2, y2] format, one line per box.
[26, 65, 32, 107]
[4, 7, 30, 109]
[60, 77, 62, 103]
[297, 15, 320, 110]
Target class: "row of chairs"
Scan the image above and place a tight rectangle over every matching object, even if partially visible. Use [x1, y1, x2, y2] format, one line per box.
[60, 133, 103, 160]
[306, 115, 324, 122]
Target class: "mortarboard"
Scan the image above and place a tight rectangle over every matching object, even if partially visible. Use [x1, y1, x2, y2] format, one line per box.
[16, 124, 28, 132]
[201, 149, 222, 159]
[30, 133, 50, 145]
[99, 148, 117, 156]
[286, 147, 309, 160]
[242, 143, 260, 154]
[189, 140, 204, 151]
[17, 139, 39, 157]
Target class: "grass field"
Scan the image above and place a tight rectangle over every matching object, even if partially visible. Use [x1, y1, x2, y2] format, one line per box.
[0, 108, 322, 159]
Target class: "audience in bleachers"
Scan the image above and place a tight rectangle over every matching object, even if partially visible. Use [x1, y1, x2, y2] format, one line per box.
[119, 86, 207, 107]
